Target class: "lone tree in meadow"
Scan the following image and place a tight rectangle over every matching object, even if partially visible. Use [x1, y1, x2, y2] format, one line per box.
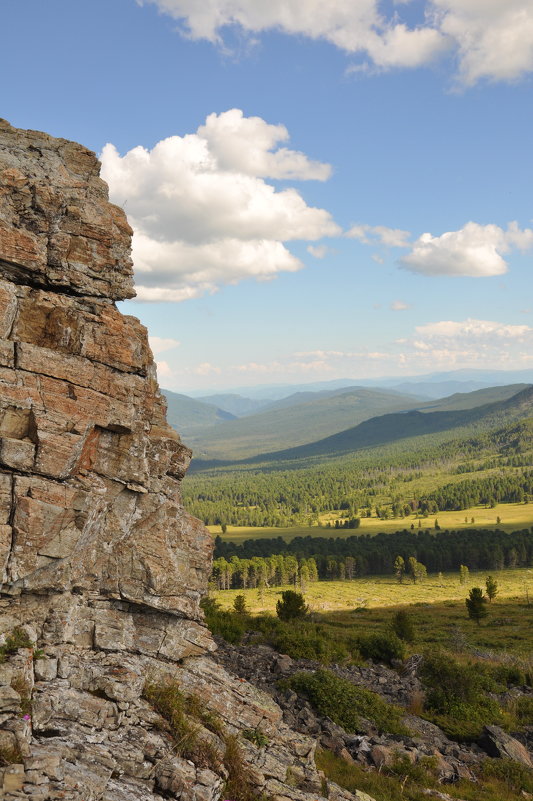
[485, 575, 498, 603]
[276, 590, 308, 621]
[233, 594, 248, 614]
[466, 587, 488, 626]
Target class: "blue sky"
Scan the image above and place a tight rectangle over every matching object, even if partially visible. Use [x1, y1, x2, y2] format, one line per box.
[2, 0, 533, 391]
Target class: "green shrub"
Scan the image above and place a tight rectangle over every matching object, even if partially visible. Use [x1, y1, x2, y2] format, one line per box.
[266, 621, 352, 664]
[0, 627, 34, 662]
[317, 748, 533, 801]
[480, 758, 533, 794]
[420, 649, 498, 710]
[419, 649, 502, 740]
[388, 754, 438, 784]
[286, 669, 409, 735]
[357, 632, 405, 665]
[316, 748, 432, 801]
[491, 664, 526, 687]
[242, 728, 269, 747]
[201, 599, 248, 644]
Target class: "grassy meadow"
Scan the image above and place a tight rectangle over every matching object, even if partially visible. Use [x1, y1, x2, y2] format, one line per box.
[212, 566, 533, 613]
[208, 501, 533, 543]
[212, 567, 533, 657]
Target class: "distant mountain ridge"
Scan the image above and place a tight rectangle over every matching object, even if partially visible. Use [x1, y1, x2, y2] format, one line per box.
[187, 384, 533, 471]
[243, 384, 533, 464]
[194, 393, 271, 417]
[187, 386, 424, 459]
[184, 383, 530, 461]
[162, 389, 236, 438]
[182, 368, 533, 401]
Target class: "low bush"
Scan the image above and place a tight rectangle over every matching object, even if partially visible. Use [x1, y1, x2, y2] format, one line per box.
[479, 758, 533, 795]
[491, 663, 527, 687]
[357, 632, 405, 665]
[0, 627, 34, 662]
[285, 669, 409, 735]
[264, 620, 354, 664]
[201, 598, 249, 644]
[242, 728, 269, 747]
[316, 748, 533, 801]
[514, 695, 533, 725]
[316, 748, 434, 801]
[419, 649, 503, 740]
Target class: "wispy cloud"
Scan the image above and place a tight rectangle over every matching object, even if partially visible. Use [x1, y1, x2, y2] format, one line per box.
[138, 0, 533, 86]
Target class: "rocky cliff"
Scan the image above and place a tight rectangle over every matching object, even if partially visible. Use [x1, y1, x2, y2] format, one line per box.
[0, 120, 369, 801]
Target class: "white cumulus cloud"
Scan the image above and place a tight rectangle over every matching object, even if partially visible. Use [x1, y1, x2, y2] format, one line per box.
[101, 109, 339, 302]
[432, 0, 533, 85]
[138, 0, 533, 85]
[400, 221, 533, 277]
[198, 109, 331, 180]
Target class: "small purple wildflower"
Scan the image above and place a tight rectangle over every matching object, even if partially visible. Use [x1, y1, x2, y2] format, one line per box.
[23, 714, 31, 720]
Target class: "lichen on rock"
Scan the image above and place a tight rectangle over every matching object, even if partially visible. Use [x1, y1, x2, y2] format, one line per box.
[0, 120, 365, 801]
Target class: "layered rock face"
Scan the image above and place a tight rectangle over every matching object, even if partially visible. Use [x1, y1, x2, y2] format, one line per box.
[0, 121, 367, 801]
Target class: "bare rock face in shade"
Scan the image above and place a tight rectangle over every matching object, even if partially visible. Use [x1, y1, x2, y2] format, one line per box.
[0, 120, 368, 801]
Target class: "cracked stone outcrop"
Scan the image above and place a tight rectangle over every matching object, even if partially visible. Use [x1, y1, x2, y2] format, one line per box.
[0, 120, 372, 801]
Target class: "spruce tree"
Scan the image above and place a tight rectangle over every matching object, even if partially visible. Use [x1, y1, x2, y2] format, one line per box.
[466, 587, 488, 625]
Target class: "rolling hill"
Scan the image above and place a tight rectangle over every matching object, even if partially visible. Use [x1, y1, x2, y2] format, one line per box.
[416, 384, 530, 412]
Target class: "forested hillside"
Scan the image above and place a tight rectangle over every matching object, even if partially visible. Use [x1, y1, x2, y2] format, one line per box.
[184, 417, 533, 528]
